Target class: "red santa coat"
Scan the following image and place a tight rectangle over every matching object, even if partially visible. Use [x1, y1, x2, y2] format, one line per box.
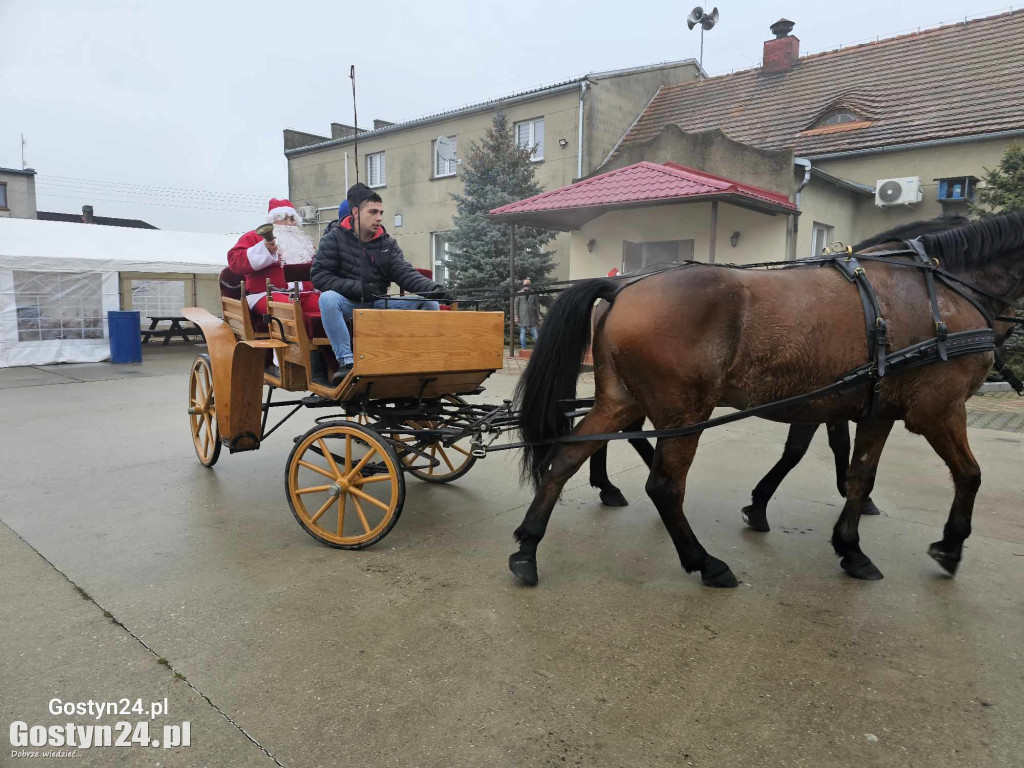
[227, 230, 320, 334]
[227, 230, 316, 306]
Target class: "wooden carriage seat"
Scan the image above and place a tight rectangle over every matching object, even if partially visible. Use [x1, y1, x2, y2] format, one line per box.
[265, 288, 335, 393]
[219, 267, 267, 340]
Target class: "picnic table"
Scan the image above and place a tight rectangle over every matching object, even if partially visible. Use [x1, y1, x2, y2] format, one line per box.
[141, 316, 201, 345]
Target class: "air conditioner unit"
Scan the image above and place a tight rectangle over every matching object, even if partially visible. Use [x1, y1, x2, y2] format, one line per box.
[875, 177, 923, 207]
[297, 205, 318, 222]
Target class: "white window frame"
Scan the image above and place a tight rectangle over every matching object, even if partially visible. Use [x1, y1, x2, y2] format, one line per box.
[514, 118, 544, 162]
[433, 136, 457, 178]
[811, 222, 835, 257]
[367, 151, 386, 188]
[432, 232, 452, 284]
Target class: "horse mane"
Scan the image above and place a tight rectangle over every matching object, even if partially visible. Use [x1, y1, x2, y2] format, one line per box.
[918, 210, 1024, 271]
[852, 215, 968, 252]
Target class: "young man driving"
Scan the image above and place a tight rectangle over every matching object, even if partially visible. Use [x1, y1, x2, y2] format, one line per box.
[312, 183, 451, 384]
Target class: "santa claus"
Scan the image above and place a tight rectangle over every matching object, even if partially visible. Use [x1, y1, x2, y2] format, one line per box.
[227, 199, 328, 384]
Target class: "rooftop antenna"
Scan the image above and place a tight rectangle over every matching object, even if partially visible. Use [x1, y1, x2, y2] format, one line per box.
[21, 133, 27, 169]
[686, 6, 719, 75]
[350, 66, 360, 185]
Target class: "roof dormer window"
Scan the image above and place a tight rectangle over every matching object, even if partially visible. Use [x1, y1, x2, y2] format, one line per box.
[819, 111, 861, 126]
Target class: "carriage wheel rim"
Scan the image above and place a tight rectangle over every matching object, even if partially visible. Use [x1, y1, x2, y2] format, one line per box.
[189, 357, 218, 463]
[288, 424, 400, 546]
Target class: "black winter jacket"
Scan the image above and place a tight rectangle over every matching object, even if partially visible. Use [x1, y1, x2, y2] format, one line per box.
[311, 218, 447, 302]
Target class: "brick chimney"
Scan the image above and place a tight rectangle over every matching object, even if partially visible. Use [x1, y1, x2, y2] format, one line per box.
[763, 19, 799, 72]
[82, 205, 94, 223]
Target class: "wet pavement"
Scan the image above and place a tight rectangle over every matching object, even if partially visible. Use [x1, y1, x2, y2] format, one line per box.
[1, 345, 1022, 767]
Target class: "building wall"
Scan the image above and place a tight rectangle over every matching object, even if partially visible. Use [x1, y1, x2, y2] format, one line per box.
[795, 179, 863, 258]
[288, 89, 582, 280]
[0, 171, 37, 219]
[567, 201, 788, 280]
[814, 136, 1017, 242]
[584, 64, 700, 174]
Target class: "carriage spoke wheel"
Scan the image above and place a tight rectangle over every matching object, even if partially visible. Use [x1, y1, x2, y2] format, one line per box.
[396, 395, 477, 483]
[286, 422, 405, 549]
[188, 354, 221, 467]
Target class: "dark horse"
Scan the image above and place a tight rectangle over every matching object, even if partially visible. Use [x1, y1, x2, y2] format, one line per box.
[512, 212, 1024, 587]
[587, 216, 969, 534]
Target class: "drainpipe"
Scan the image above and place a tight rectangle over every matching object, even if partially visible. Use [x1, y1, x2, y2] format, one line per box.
[789, 157, 812, 260]
[577, 81, 588, 179]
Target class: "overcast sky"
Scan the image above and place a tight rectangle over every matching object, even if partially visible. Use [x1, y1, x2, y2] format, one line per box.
[1, 0, 1005, 234]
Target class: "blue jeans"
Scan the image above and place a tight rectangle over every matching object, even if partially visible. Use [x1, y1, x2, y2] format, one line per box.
[319, 291, 439, 364]
[519, 325, 539, 348]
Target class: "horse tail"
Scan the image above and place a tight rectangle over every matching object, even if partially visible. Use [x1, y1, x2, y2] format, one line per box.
[514, 278, 620, 489]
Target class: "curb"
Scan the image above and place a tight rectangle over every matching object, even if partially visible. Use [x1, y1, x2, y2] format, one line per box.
[978, 382, 1012, 393]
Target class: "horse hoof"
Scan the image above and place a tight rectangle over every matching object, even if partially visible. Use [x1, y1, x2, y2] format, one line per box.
[840, 554, 884, 581]
[862, 498, 883, 516]
[508, 553, 539, 586]
[928, 542, 961, 575]
[741, 505, 770, 532]
[701, 557, 739, 588]
[599, 489, 629, 507]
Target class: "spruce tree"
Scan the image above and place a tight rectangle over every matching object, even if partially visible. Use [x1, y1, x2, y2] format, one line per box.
[972, 143, 1024, 374]
[448, 110, 557, 310]
[972, 142, 1024, 216]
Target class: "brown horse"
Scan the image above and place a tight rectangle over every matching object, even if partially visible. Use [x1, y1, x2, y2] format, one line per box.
[586, 216, 969, 532]
[512, 212, 1024, 587]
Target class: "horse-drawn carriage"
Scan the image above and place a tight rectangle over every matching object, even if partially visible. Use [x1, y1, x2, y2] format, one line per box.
[183, 273, 512, 549]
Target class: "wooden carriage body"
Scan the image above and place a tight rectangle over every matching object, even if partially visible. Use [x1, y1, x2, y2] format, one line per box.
[184, 289, 504, 454]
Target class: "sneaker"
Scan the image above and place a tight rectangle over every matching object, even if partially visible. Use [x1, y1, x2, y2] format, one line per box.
[330, 363, 353, 386]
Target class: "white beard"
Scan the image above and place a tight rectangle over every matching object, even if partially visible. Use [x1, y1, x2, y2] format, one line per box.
[274, 225, 316, 265]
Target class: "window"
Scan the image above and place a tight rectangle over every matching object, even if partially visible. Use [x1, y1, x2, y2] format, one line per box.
[14, 271, 104, 342]
[367, 151, 386, 188]
[622, 240, 695, 273]
[820, 111, 860, 126]
[811, 222, 835, 257]
[131, 280, 185, 321]
[514, 118, 544, 161]
[432, 232, 452, 283]
[0, 182, 7, 209]
[433, 136, 457, 178]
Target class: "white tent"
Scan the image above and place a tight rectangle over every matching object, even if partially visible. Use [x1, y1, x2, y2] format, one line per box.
[0, 217, 235, 367]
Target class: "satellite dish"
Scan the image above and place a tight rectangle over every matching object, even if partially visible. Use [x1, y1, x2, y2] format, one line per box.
[687, 6, 719, 30]
[435, 135, 456, 163]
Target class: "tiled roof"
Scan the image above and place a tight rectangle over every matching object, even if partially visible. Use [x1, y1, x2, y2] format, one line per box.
[36, 211, 158, 229]
[618, 10, 1024, 159]
[490, 162, 795, 223]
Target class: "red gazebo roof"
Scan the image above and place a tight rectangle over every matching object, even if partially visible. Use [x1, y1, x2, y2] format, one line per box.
[488, 161, 796, 230]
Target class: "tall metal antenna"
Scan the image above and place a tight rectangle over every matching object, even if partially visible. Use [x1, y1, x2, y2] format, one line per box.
[350, 66, 360, 185]
[21, 134, 27, 169]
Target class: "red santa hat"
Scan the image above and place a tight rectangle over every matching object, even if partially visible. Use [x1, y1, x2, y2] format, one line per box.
[267, 198, 300, 223]
[607, 267, 620, 277]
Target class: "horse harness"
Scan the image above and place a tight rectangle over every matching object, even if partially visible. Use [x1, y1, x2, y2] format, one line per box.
[522, 238, 1023, 449]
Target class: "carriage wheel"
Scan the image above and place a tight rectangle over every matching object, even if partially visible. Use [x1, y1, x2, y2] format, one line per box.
[286, 421, 405, 549]
[188, 354, 221, 467]
[397, 395, 477, 484]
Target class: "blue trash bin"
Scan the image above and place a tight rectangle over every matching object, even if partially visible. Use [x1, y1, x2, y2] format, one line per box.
[108, 310, 142, 363]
